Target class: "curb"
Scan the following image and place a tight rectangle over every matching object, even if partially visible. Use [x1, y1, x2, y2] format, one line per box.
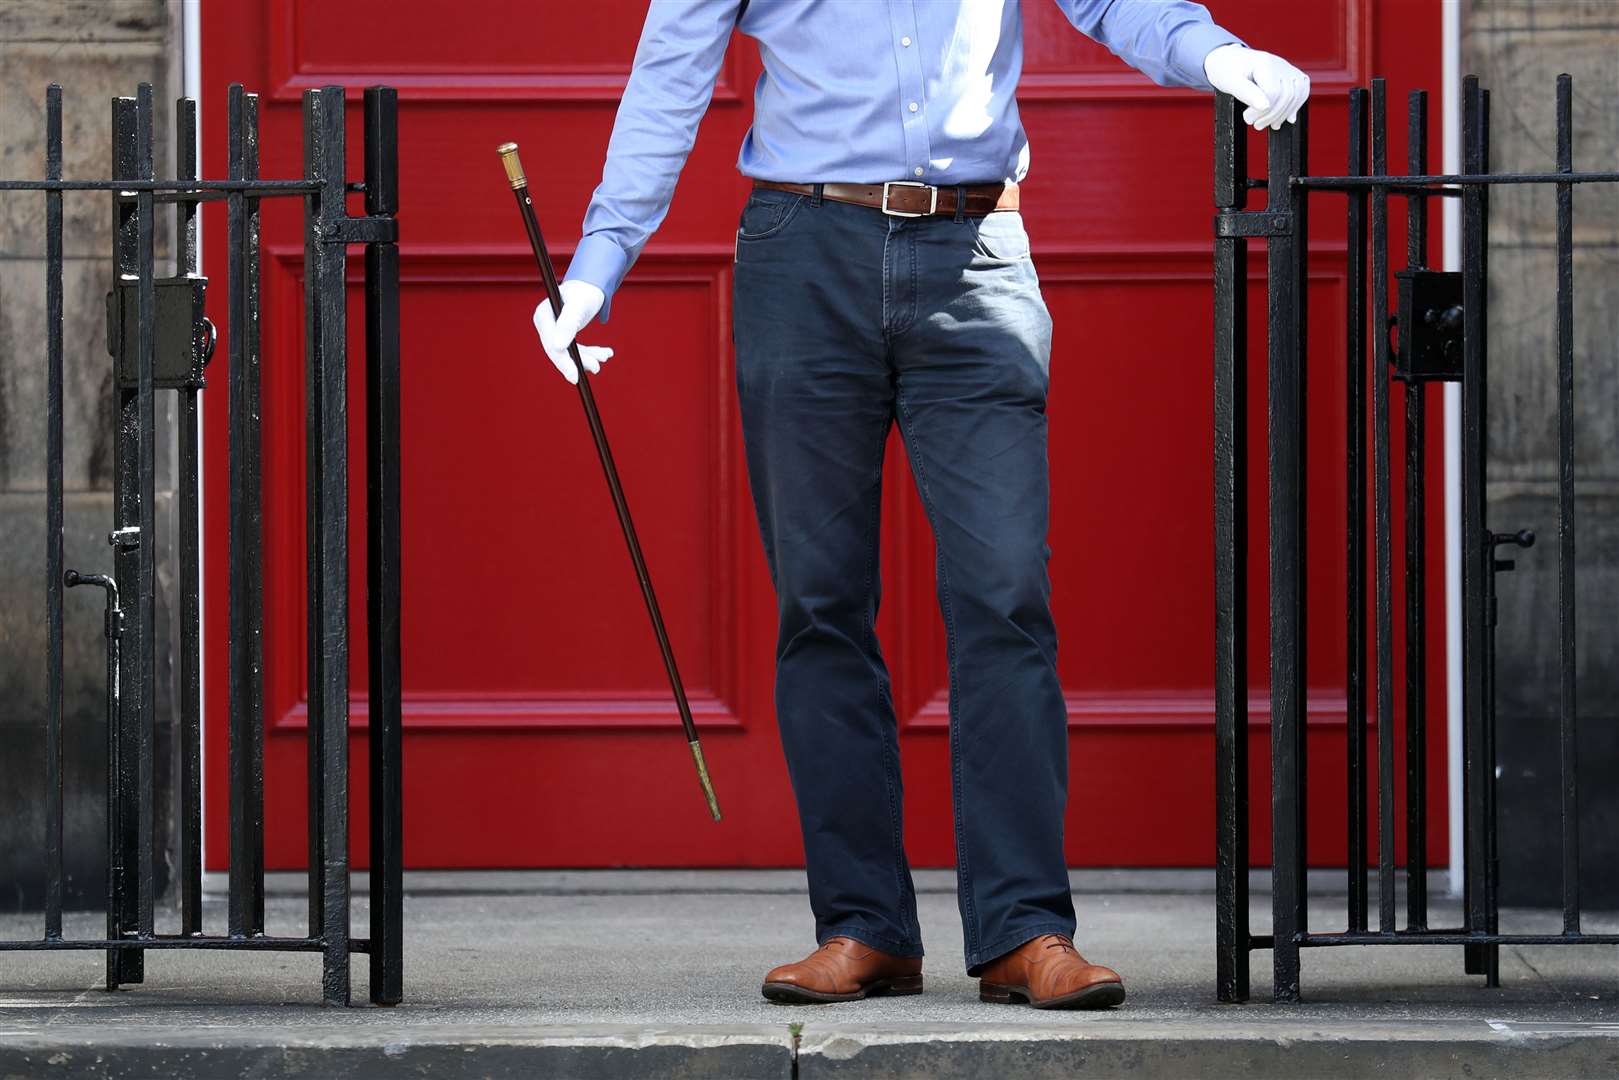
[0, 1025, 793, 1080]
[4, 1020, 1619, 1078]
[796, 1021, 1619, 1077]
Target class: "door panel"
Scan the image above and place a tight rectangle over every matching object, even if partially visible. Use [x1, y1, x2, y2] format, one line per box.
[202, 0, 1444, 871]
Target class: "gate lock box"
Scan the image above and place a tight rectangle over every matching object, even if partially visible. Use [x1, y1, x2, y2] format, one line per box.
[105, 276, 215, 390]
[1392, 268, 1463, 382]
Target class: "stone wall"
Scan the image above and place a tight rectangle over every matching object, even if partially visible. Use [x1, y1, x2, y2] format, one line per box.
[0, 1, 182, 910]
[1463, 0, 1619, 906]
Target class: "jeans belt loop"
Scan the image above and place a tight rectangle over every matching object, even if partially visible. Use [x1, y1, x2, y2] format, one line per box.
[811, 182, 824, 208]
[954, 184, 967, 224]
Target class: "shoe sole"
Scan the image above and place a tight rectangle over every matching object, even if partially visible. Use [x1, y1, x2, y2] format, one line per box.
[760, 974, 924, 1005]
[979, 980, 1126, 1010]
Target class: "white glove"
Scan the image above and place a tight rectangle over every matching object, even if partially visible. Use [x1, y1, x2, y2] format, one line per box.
[1204, 44, 1310, 131]
[532, 278, 611, 384]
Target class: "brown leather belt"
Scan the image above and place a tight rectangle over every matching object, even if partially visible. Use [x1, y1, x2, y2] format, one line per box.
[753, 179, 1018, 218]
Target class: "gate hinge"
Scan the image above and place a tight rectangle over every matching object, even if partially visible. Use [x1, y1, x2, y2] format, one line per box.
[1213, 210, 1292, 238]
[319, 216, 398, 245]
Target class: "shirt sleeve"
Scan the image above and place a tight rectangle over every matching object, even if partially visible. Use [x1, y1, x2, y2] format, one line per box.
[1055, 0, 1245, 90]
[565, 0, 742, 323]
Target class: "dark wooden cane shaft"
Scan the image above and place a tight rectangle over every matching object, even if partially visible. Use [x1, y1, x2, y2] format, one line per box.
[499, 158, 720, 820]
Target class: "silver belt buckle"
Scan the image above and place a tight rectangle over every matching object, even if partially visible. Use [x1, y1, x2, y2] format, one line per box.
[881, 180, 937, 218]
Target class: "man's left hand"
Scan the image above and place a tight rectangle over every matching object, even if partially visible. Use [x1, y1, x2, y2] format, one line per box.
[1204, 44, 1310, 131]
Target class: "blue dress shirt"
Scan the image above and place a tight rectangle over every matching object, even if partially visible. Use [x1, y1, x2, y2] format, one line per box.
[568, 0, 1243, 320]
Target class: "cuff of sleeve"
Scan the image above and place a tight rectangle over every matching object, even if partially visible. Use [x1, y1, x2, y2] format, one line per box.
[1180, 25, 1247, 91]
[564, 234, 630, 324]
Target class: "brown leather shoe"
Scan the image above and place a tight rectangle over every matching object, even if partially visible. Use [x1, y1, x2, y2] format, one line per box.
[977, 934, 1125, 1009]
[761, 937, 923, 1004]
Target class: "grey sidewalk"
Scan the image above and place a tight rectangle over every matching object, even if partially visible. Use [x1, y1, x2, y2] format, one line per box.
[2, 870, 1618, 1077]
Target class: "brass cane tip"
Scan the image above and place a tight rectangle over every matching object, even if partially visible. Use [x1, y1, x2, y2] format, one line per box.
[496, 142, 526, 190]
[689, 740, 722, 822]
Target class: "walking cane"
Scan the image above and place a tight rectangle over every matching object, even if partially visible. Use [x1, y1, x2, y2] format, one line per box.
[496, 142, 722, 822]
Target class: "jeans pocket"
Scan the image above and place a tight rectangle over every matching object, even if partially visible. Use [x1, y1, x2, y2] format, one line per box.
[968, 210, 1032, 262]
[737, 190, 807, 243]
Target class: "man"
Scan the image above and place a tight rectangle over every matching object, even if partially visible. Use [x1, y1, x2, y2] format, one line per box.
[534, 0, 1307, 1009]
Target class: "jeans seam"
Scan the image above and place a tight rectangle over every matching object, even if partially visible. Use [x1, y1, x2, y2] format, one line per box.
[864, 425, 915, 947]
[880, 227, 892, 336]
[888, 230, 919, 338]
[894, 386, 979, 959]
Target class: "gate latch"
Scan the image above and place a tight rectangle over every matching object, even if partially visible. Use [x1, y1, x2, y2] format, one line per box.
[1487, 529, 1534, 627]
[1490, 528, 1535, 573]
[65, 570, 123, 641]
[105, 276, 215, 391]
[1392, 269, 1463, 382]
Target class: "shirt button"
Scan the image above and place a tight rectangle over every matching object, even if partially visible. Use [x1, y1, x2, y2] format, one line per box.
[908, 101, 919, 113]
[901, 35, 912, 46]
[913, 166, 924, 177]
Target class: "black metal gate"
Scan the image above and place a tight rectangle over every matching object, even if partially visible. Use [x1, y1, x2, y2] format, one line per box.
[1213, 75, 1619, 1003]
[0, 82, 403, 1007]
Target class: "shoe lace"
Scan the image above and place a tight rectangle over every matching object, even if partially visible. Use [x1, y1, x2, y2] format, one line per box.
[1042, 935, 1077, 955]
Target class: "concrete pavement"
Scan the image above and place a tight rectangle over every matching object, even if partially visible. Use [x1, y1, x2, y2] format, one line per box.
[2, 870, 1617, 1076]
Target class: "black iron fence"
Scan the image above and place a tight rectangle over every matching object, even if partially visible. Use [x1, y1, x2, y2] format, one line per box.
[0, 82, 402, 1007]
[1214, 76, 1619, 1003]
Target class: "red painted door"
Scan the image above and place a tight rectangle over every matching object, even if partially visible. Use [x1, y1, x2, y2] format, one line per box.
[201, 0, 1444, 872]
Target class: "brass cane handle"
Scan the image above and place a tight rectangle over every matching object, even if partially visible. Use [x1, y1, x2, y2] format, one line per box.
[496, 142, 526, 190]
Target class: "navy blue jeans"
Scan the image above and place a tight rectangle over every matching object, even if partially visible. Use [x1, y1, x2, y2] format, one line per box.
[733, 185, 1075, 974]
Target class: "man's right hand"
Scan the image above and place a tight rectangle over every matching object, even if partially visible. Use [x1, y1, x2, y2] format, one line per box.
[533, 278, 611, 384]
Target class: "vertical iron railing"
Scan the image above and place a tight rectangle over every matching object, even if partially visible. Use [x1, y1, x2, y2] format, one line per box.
[108, 89, 147, 988]
[1266, 100, 1309, 1003]
[1211, 89, 1250, 1005]
[0, 82, 403, 1008]
[226, 83, 266, 941]
[364, 86, 406, 1007]
[1552, 74, 1579, 940]
[43, 84, 65, 947]
[1213, 74, 1617, 1002]
[1343, 85, 1369, 936]
[1403, 88, 1431, 935]
[1369, 78, 1395, 937]
[305, 84, 351, 1005]
[1457, 76, 1497, 986]
[177, 92, 204, 941]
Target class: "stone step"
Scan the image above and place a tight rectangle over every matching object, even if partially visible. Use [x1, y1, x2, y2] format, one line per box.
[5, 1019, 1619, 1079]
